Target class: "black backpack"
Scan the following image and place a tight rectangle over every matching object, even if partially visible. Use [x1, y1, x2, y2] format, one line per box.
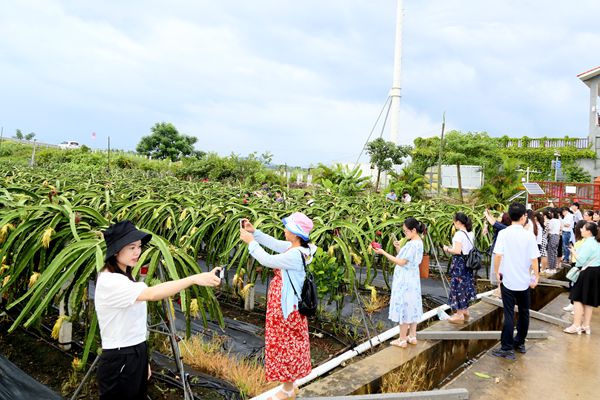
[287, 250, 318, 318]
[461, 231, 483, 273]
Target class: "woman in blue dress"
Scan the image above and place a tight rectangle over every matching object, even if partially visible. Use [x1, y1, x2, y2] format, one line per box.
[443, 212, 477, 324]
[374, 217, 424, 348]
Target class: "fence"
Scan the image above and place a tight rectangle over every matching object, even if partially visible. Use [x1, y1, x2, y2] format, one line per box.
[529, 181, 600, 210]
[503, 138, 589, 149]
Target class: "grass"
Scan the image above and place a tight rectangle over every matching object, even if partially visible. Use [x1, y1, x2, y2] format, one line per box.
[161, 335, 277, 399]
[381, 358, 438, 393]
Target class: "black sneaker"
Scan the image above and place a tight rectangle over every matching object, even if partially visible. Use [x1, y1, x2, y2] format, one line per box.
[514, 344, 527, 354]
[491, 348, 516, 360]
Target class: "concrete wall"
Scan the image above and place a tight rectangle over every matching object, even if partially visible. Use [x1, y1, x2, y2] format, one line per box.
[586, 76, 600, 179]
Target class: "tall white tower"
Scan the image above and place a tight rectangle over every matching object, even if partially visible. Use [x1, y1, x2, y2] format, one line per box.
[389, 0, 403, 144]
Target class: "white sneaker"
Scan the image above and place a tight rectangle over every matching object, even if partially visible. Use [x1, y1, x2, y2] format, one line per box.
[563, 304, 574, 312]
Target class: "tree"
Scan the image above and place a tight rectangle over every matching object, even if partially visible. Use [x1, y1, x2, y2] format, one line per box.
[365, 138, 411, 191]
[136, 122, 198, 161]
[564, 164, 592, 183]
[25, 132, 36, 141]
[14, 129, 24, 140]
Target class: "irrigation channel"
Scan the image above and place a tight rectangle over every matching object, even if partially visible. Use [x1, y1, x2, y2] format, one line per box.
[0, 264, 571, 400]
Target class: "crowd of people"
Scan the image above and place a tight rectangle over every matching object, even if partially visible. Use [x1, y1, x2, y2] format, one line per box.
[92, 197, 600, 398]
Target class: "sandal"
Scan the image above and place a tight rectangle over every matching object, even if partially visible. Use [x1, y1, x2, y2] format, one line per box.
[448, 315, 465, 325]
[563, 325, 582, 335]
[268, 388, 296, 400]
[582, 326, 592, 335]
[407, 336, 418, 345]
[390, 338, 408, 348]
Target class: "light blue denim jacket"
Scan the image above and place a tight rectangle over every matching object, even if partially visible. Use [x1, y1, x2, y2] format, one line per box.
[248, 229, 316, 319]
[575, 236, 600, 268]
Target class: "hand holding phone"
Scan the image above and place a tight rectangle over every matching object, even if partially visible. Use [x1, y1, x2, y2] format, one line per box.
[216, 266, 226, 280]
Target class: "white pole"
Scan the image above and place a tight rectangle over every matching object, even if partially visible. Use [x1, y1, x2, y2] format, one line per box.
[389, 0, 404, 144]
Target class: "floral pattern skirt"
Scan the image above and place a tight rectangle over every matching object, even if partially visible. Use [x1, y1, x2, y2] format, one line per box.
[265, 269, 312, 382]
[448, 255, 477, 310]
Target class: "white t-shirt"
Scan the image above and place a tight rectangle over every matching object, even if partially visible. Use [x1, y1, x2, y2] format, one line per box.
[535, 222, 543, 245]
[95, 272, 148, 349]
[453, 230, 475, 255]
[562, 213, 574, 233]
[573, 209, 583, 223]
[548, 219, 561, 235]
[494, 225, 540, 291]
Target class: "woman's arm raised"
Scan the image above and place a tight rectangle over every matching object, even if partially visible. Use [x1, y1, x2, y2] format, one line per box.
[137, 269, 221, 302]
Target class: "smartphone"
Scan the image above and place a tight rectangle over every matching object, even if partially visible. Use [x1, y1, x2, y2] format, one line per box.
[390, 233, 398, 243]
[215, 266, 226, 279]
[240, 219, 245, 229]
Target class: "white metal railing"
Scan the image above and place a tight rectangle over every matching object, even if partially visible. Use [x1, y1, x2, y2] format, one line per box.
[503, 138, 589, 149]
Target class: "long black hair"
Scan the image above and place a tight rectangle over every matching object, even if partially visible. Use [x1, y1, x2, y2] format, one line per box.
[454, 212, 473, 232]
[573, 220, 586, 242]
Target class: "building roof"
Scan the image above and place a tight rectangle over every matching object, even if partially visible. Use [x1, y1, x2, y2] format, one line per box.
[577, 66, 600, 82]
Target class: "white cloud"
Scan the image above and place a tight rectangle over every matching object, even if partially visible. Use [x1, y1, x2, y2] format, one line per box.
[0, 0, 598, 165]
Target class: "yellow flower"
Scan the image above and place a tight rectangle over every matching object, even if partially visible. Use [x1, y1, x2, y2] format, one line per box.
[232, 274, 241, 288]
[179, 208, 188, 222]
[190, 227, 198, 236]
[166, 216, 172, 230]
[327, 245, 336, 258]
[51, 315, 68, 340]
[0, 224, 14, 244]
[28, 272, 41, 288]
[190, 299, 200, 318]
[41, 227, 54, 248]
[351, 252, 362, 266]
[240, 283, 254, 300]
[365, 285, 378, 303]
[72, 357, 82, 371]
[2, 275, 10, 287]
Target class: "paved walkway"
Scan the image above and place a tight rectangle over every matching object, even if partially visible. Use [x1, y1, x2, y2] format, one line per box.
[445, 292, 599, 399]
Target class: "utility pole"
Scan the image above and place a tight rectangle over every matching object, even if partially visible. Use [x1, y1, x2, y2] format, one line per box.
[29, 139, 37, 167]
[389, 0, 403, 144]
[436, 112, 446, 197]
[0, 126, 3, 150]
[107, 136, 111, 173]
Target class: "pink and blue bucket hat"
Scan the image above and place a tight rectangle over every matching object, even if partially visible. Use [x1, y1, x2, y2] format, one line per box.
[282, 212, 313, 241]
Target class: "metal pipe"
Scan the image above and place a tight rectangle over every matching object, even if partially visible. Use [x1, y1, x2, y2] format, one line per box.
[252, 289, 496, 400]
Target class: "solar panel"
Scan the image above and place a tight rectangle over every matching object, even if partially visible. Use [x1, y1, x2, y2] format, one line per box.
[523, 182, 545, 195]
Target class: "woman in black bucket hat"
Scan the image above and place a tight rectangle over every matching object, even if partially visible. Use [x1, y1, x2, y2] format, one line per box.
[95, 220, 221, 400]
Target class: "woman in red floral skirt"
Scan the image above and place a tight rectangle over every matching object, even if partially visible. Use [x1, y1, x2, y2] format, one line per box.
[240, 212, 316, 400]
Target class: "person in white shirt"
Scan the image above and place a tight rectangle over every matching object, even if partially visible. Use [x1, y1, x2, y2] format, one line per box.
[492, 202, 540, 360]
[95, 221, 221, 399]
[571, 202, 583, 223]
[562, 208, 574, 263]
[402, 191, 412, 204]
[544, 210, 561, 273]
[443, 212, 477, 324]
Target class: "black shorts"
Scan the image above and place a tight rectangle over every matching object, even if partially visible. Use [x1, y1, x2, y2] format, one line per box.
[97, 341, 148, 400]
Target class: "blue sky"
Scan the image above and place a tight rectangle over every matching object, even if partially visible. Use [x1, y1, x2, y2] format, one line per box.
[1, 1, 598, 166]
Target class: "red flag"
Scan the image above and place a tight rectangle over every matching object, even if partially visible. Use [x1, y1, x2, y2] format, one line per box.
[91, 132, 96, 140]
